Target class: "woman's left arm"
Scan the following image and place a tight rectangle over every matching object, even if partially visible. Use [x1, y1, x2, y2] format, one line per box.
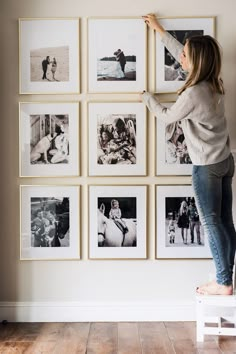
[142, 91, 194, 125]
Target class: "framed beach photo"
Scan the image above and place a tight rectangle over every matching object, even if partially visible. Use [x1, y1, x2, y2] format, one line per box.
[19, 18, 80, 94]
[87, 17, 147, 93]
[88, 102, 146, 176]
[89, 185, 147, 259]
[20, 185, 80, 260]
[19, 102, 79, 177]
[155, 17, 215, 93]
[156, 185, 211, 259]
[156, 102, 192, 176]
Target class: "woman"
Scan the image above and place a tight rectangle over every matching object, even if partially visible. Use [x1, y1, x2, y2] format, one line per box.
[142, 14, 236, 295]
[51, 57, 57, 81]
[177, 200, 189, 245]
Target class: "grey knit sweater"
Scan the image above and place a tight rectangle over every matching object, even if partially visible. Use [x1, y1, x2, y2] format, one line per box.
[142, 31, 231, 165]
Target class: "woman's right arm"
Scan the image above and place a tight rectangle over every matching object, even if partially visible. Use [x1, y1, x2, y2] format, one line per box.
[142, 13, 184, 64]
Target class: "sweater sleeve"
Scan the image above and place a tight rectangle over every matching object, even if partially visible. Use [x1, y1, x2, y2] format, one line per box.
[161, 31, 184, 64]
[142, 91, 194, 125]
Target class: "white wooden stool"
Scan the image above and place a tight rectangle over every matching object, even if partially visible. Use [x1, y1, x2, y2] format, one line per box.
[196, 269, 236, 342]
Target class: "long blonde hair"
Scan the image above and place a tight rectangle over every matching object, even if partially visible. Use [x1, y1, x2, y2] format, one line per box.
[178, 35, 225, 95]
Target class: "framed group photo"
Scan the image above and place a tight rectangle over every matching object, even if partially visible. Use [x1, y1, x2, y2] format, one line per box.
[87, 17, 147, 93]
[156, 185, 212, 259]
[89, 185, 147, 259]
[88, 102, 147, 176]
[20, 185, 80, 260]
[19, 102, 79, 177]
[19, 18, 80, 94]
[154, 17, 215, 93]
[156, 102, 192, 176]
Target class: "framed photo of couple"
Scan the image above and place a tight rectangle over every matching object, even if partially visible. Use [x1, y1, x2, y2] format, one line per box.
[20, 185, 80, 260]
[87, 17, 147, 93]
[19, 102, 80, 177]
[19, 18, 80, 94]
[88, 102, 147, 176]
[156, 101, 192, 176]
[89, 185, 147, 259]
[154, 17, 215, 93]
[156, 185, 212, 259]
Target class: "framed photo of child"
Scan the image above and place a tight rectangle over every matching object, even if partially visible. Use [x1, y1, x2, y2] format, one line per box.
[88, 102, 147, 176]
[19, 18, 80, 94]
[156, 185, 212, 259]
[20, 185, 80, 260]
[19, 102, 80, 177]
[89, 185, 147, 259]
[154, 17, 215, 93]
[87, 17, 147, 93]
[156, 102, 192, 176]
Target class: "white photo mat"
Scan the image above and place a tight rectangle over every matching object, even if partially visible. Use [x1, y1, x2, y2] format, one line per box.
[156, 185, 212, 259]
[20, 185, 80, 260]
[155, 17, 215, 93]
[19, 18, 80, 94]
[88, 102, 146, 176]
[156, 102, 192, 176]
[19, 102, 79, 177]
[88, 18, 147, 93]
[89, 185, 147, 259]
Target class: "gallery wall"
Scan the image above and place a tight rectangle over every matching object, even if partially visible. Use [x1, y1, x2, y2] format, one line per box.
[0, 0, 236, 321]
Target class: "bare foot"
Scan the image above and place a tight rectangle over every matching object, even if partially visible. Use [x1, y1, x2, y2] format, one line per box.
[196, 280, 233, 295]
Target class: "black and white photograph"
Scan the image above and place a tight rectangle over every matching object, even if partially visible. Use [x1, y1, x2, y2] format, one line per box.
[20, 103, 79, 177]
[19, 19, 80, 94]
[164, 30, 203, 81]
[156, 102, 192, 175]
[31, 197, 70, 248]
[88, 102, 146, 176]
[97, 114, 136, 165]
[31, 48, 69, 82]
[20, 185, 80, 260]
[156, 185, 212, 259]
[97, 197, 137, 247]
[89, 185, 147, 259]
[155, 17, 215, 92]
[88, 18, 147, 92]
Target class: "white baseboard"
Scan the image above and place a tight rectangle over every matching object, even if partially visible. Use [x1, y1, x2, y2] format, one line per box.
[0, 301, 196, 322]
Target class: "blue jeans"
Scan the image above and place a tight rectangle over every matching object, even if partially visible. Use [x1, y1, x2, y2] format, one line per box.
[192, 153, 236, 285]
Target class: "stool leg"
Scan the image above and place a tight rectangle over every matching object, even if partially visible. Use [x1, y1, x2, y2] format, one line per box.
[196, 299, 204, 342]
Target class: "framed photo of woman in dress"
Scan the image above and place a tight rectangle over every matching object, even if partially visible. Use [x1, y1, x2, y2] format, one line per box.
[154, 17, 215, 93]
[19, 102, 79, 177]
[19, 18, 80, 94]
[156, 102, 192, 176]
[156, 185, 211, 259]
[87, 17, 147, 93]
[88, 102, 147, 176]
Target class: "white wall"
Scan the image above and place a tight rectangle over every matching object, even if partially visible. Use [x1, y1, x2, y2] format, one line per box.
[1, 0, 236, 321]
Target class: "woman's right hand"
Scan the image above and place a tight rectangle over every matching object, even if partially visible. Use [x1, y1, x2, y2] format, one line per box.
[142, 13, 165, 36]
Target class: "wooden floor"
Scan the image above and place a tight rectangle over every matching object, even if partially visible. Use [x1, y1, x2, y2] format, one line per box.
[1, 322, 236, 353]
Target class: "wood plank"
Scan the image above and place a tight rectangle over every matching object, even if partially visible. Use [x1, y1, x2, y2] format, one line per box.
[35, 322, 65, 342]
[138, 322, 175, 354]
[86, 322, 117, 354]
[0, 323, 18, 341]
[25, 340, 58, 353]
[0, 341, 34, 353]
[4, 322, 44, 342]
[52, 323, 90, 354]
[165, 322, 197, 354]
[217, 336, 236, 353]
[118, 322, 141, 354]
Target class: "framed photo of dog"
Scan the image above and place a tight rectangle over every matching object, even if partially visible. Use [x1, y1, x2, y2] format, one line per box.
[89, 185, 147, 259]
[19, 18, 80, 94]
[88, 102, 147, 176]
[155, 102, 192, 176]
[156, 185, 212, 259]
[19, 102, 79, 177]
[154, 17, 215, 93]
[20, 185, 80, 260]
[87, 17, 147, 93]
